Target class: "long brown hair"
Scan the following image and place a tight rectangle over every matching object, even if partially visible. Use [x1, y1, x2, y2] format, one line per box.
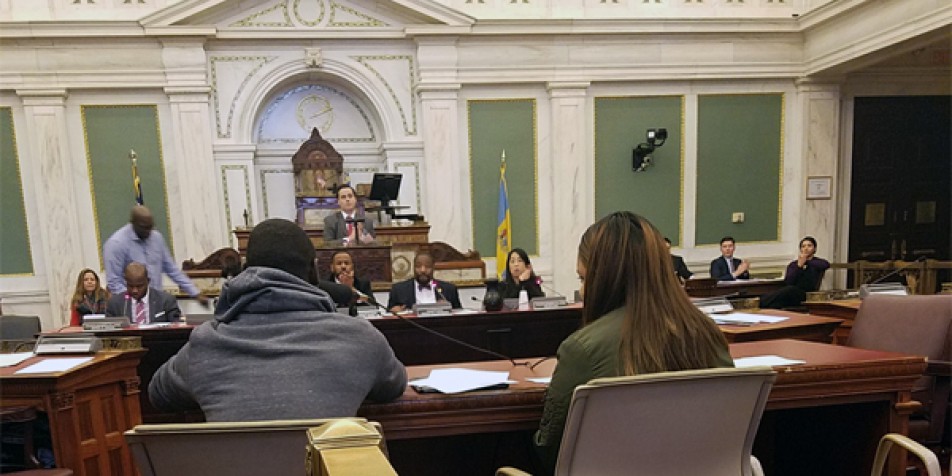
[578, 211, 729, 375]
[71, 268, 109, 306]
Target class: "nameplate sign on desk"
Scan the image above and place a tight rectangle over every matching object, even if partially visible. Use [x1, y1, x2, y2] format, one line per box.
[413, 302, 452, 317]
[34, 335, 102, 354]
[693, 297, 734, 314]
[708, 312, 788, 326]
[530, 297, 567, 309]
[83, 316, 129, 331]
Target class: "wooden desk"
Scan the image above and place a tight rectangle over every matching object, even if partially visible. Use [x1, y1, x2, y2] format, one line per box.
[0, 350, 145, 475]
[687, 278, 786, 298]
[717, 310, 842, 343]
[803, 299, 862, 344]
[359, 340, 924, 476]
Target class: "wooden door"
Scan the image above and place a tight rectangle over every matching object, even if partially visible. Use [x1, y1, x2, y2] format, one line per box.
[849, 96, 951, 267]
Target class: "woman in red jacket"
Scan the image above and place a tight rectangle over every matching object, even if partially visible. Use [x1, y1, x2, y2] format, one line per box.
[69, 268, 110, 326]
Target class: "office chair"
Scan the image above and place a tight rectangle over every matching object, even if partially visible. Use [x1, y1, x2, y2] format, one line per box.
[0, 315, 41, 341]
[498, 366, 776, 476]
[848, 294, 952, 448]
[124, 418, 385, 476]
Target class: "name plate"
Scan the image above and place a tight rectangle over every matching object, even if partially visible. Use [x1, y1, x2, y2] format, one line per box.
[859, 283, 908, 299]
[413, 302, 452, 317]
[82, 317, 129, 331]
[530, 297, 567, 309]
[692, 297, 734, 314]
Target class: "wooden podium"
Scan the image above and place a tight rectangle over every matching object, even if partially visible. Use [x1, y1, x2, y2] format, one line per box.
[0, 350, 145, 475]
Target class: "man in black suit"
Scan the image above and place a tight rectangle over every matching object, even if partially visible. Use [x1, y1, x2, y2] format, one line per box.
[327, 250, 373, 299]
[387, 252, 462, 312]
[323, 185, 375, 244]
[664, 237, 693, 282]
[709, 236, 750, 281]
[105, 262, 182, 324]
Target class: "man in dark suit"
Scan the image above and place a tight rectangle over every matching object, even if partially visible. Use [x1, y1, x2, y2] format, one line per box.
[709, 236, 750, 281]
[105, 262, 182, 324]
[323, 185, 375, 244]
[327, 250, 373, 299]
[664, 237, 693, 282]
[387, 252, 462, 312]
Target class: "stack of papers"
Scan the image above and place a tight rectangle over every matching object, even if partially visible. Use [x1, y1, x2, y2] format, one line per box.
[0, 352, 33, 368]
[15, 357, 93, 374]
[709, 312, 788, 326]
[733, 355, 806, 367]
[410, 368, 514, 394]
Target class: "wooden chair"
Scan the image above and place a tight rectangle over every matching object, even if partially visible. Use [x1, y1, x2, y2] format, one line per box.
[124, 418, 385, 476]
[871, 433, 942, 476]
[305, 420, 396, 476]
[848, 294, 952, 448]
[498, 367, 776, 476]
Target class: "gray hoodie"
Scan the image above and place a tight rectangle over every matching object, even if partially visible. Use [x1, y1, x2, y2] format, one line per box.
[149, 267, 407, 421]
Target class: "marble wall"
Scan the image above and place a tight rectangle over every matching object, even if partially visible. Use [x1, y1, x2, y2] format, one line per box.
[0, 0, 948, 328]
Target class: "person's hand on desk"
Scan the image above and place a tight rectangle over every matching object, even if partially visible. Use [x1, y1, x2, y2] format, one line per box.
[389, 304, 406, 313]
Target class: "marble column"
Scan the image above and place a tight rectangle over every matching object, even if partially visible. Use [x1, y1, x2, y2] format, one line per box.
[17, 89, 85, 326]
[546, 82, 592, 297]
[417, 85, 469, 248]
[213, 144, 258, 245]
[796, 80, 842, 287]
[161, 39, 226, 261]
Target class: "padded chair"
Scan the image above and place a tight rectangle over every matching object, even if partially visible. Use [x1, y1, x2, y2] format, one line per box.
[498, 366, 776, 476]
[0, 315, 41, 340]
[848, 294, 952, 447]
[124, 418, 385, 476]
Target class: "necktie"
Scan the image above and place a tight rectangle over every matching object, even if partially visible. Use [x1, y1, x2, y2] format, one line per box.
[418, 283, 430, 291]
[346, 215, 354, 236]
[727, 258, 734, 275]
[135, 300, 146, 324]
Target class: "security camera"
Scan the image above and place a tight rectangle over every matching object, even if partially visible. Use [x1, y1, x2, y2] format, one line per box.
[646, 128, 667, 147]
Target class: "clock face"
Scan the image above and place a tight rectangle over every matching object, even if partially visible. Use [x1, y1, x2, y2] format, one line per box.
[296, 95, 334, 133]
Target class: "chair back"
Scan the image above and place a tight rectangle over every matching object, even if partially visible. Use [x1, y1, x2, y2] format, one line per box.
[124, 418, 381, 476]
[555, 366, 776, 476]
[0, 315, 41, 340]
[848, 294, 952, 444]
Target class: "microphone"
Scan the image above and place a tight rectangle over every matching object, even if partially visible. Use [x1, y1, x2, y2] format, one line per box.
[538, 281, 567, 300]
[353, 289, 380, 307]
[431, 280, 447, 303]
[866, 255, 926, 286]
[364, 294, 528, 367]
[123, 294, 131, 320]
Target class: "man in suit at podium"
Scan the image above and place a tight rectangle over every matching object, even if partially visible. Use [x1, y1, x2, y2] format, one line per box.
[709, 236, 750, 281]
[323, 185, 375, 244]
[105, 262, 181, 324]
[387, 252, 462, 312]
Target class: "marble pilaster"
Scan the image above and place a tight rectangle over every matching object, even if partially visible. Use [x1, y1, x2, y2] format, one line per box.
[546, 82, 591, 297]
[17, 89, 85, 326]
[417, 85, 470, 248]
[213, 143, 257, 243]
[796, 80, 842, 286]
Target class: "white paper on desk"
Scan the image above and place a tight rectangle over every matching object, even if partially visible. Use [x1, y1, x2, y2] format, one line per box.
[411, 368, 513, 394]
[708, 312, 788, 324]
[0, 352, 33, 367]
[527, 377, 551, 384]
[15, 357, 94, 374]
[137, 323, 171, 329]
[733, 355, 806, 368]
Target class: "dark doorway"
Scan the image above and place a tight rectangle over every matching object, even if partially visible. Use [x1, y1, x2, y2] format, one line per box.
[849, 96, 951, 270]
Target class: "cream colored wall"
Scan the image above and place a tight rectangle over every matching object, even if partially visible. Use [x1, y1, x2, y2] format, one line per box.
[0, 0, 948, 328]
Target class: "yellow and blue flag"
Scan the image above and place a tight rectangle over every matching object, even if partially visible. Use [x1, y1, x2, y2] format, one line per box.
[130, 149, 144, 205]
[496, 152, 511, 279]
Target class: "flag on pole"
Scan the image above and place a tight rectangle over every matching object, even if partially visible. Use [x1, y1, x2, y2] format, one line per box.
[495, 151, 511, 279]
[130, 149, 144, 205]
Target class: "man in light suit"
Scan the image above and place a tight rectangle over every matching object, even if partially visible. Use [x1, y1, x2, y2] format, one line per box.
[709, 236, 750, 281]
[105, 262, 182, 324]
[323, 185, 375, 244]
[387, 252, 462, 312]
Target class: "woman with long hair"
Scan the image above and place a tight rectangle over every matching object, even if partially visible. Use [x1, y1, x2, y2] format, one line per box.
[500, 248, 545, 300]
[69, 268, 110, 326]
[533, 212, 733, 471]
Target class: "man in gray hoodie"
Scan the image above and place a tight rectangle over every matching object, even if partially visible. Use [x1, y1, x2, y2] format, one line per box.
[149, 218, 407, 421]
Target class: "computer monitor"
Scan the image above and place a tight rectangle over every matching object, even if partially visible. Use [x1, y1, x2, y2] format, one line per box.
[368, 173, 402, 207]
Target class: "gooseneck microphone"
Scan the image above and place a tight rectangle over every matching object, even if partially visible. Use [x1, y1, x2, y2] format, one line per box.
[362, 294, 530, 367]
[123, 294, 131, 321]
[866, 255, 926, 286]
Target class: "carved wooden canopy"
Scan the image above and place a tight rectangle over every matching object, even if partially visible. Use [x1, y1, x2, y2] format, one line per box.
[292, 128, 345, 198]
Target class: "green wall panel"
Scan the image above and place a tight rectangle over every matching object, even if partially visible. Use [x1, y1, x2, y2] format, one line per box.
[594, 96, 683, 244]
[83, 105, 173, 264]
[0, 107, 34, 275]
[696, 94, 783, 245]
[468, 99, 538, 258]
